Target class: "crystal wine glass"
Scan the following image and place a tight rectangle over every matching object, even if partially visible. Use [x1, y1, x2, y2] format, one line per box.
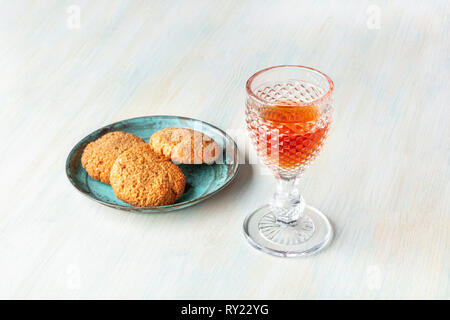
[244, 65, 334, 257]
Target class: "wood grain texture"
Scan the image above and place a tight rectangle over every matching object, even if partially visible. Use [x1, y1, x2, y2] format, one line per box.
[0, 0, 448, 299]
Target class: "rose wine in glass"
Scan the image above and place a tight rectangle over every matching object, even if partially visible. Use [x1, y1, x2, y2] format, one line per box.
[244, 65, 334, 257]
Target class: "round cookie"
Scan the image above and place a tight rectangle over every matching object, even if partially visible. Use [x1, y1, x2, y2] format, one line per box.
[149, 128, 221, 164]
[81, 131, 146, 184]
[159, 160, 185, 201]
[109, 144, 185, 207]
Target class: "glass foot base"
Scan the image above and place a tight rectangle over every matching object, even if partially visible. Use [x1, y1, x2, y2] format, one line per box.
[243, 204, 333, 257]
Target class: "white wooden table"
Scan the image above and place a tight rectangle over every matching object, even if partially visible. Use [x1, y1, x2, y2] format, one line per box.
[0, 0, 448, 299]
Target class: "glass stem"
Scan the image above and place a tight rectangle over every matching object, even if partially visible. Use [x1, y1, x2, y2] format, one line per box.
[270, 176, 305, 225]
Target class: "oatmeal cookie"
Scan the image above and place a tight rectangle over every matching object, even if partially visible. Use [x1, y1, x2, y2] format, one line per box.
[109, 144, 185, 207]
[81, 131, 146, 184]
[149, 128, 221, 164]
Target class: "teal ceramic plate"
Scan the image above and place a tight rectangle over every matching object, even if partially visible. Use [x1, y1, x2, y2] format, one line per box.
[66, 116, 239, 212]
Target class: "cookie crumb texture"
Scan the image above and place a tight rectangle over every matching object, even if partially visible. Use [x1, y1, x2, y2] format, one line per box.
[81, 131, 146, 184]
[110, 144, 185, 207]
[149, 128, 221, 164]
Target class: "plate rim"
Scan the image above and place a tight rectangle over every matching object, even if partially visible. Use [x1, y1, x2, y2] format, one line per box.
[65, 115, 240, 212]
